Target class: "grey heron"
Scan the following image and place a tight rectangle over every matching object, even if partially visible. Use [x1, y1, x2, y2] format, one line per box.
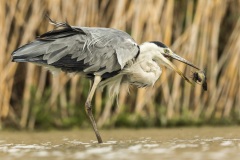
[12, 18, 202, 143]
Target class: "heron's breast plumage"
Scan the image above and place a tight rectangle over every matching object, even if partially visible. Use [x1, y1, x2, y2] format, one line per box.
[124, 59, 162, 87]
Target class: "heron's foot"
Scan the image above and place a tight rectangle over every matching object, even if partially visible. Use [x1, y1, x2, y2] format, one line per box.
[85, 101, 103, 143]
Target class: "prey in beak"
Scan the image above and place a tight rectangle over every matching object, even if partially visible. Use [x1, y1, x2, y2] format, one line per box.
[192, 70, 207, 91]
[160, 48, 207, 90]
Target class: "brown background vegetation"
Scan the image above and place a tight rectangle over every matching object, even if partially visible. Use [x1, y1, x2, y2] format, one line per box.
[0, 0, 240, 129]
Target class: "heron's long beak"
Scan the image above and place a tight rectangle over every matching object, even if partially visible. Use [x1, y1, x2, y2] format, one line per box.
[156, 53, 193, 84]
[162, 51, 200, 70]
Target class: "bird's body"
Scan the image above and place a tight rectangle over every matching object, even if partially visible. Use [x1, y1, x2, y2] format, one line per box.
[14, 26, 138, 78]
[12, 18, 203, 143]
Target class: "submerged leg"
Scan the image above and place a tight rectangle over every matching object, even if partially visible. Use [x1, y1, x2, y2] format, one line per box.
[85, 76, 103, 143]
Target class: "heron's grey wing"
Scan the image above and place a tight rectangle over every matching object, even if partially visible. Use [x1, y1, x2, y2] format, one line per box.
[12, 25, 139, 78]
[73, 27, 140, 71]
[12, 26, 86, 63]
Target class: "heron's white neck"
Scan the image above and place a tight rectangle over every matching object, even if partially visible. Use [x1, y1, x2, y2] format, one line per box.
[120, 42, 163, 87]
[138, 42, 165, 62]
[140, 42, 161, 53]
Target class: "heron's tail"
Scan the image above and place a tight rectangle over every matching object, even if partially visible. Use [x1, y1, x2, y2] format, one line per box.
[12, 16, 85, 64]
[11, 40, 49, 64]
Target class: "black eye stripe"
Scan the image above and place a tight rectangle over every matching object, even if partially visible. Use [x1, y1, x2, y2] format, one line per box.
[150, 41, 168, 48]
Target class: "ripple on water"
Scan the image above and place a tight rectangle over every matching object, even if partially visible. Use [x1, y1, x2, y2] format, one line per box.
[1, 128, 240, 160]
[12, 144, 47, 149]
[143, 144, 159, 148]
[171, 143, 199, 150]
[31, 151, 49, 157]
[68, 140, 90, 145]
[86, 146, 112, 154]
[103, 140, 118, 145]
[128, 144, 142, 152]
[220, 141, 234, 147]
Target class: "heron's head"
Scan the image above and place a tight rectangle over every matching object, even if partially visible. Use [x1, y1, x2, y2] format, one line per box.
[140, 41, 200, 84]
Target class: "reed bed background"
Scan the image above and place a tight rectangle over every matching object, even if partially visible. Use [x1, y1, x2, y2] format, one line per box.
[0, 0, 239, 129]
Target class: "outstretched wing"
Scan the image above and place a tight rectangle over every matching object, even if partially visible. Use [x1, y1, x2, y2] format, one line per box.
[12, 23, 139, 79]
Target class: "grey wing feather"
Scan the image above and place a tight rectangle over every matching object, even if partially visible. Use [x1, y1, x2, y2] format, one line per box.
[12, 24, 139, 78]
[80, 27, 139, 70]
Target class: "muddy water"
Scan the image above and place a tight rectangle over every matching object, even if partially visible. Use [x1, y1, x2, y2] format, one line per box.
[0, 127, 240, 160]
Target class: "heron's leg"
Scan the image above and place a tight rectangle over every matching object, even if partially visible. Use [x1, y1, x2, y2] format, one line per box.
[85, 76, 103, 143]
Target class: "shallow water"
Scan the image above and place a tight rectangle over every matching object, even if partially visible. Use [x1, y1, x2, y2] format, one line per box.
[0, 127, 240, 160]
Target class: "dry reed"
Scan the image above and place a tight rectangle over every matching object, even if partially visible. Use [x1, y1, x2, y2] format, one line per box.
[0, 0, 239, 129]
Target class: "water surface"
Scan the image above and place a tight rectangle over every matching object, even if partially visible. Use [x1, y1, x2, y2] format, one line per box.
[0, 127, 240, 160]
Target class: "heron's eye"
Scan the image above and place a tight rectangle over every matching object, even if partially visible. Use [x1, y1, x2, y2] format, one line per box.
[164, 49, 169, 54]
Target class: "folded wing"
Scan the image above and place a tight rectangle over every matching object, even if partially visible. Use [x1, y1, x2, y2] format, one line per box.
[12, 23, 139, 79]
